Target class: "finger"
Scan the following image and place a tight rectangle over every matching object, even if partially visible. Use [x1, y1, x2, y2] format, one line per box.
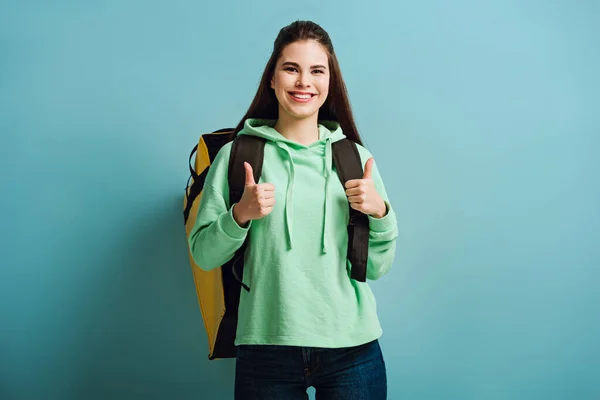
[347, 195, 365, 204]
[244, 162, 255, 186]
[260, 197, 276, 207]
[258, 192, 275, 201]
[258, 183, 276, 192]
[350, 202, 364, 212]
[362, 157, 374, 180]
[260, 204, 274, 214]
[344, 179, 361, 189]
[345, 187, 363, 196]
[258, 187, 276, 199]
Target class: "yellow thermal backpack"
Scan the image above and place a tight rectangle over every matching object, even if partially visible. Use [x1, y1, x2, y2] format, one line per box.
[183, 127, 370, 360]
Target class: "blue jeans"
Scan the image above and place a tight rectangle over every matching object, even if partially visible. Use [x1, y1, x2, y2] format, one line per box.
[234, 338, 387, 399]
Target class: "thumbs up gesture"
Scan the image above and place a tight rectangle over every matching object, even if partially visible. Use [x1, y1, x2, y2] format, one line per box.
[344, 157, 387, 219]
[232, 162, 276, 227]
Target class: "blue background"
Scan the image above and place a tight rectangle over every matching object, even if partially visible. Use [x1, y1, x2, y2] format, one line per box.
[2, 1, 598, 399]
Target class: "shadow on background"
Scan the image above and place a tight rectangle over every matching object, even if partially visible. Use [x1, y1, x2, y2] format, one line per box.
[68, 194, 235, 399]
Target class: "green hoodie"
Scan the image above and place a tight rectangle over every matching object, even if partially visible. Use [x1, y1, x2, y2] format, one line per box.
[188, 118, 398, 348]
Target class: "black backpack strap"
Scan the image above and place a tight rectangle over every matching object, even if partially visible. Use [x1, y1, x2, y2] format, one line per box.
[183, 128, 235, 224]
[183, 144, 200, 224]
[227, 134, 266, 292]
[331, 139, 369, 282]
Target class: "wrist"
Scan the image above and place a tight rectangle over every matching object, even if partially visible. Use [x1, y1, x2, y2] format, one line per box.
[370, 201, 388, 219]
[232, 203, 250, 227]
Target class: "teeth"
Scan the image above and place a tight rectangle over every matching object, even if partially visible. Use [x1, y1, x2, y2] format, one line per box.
[292, 93, 312, 99]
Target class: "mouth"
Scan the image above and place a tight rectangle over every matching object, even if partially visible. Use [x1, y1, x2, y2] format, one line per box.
[288, 91, 317, 103]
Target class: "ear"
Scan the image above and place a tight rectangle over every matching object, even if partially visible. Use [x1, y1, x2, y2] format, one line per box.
[270, 77, 275, 89]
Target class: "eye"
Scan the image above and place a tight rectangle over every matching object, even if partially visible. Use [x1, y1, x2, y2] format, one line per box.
[284, 67, 297, 72]
[313, 69, 325, 74]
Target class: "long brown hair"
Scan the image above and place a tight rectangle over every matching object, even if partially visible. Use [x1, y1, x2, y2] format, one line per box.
[229, 20, 364, 146]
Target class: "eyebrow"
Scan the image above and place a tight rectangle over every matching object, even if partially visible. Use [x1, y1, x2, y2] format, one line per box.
[281, 61, 327, 70]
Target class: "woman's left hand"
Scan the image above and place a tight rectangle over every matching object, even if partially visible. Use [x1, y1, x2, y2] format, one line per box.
[344, 157, 387, 219]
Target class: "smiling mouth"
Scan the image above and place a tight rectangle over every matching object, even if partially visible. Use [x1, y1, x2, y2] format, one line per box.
[288, 92, 316, 101]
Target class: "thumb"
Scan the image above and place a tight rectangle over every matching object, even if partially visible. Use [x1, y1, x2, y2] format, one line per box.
[244, 162, 255, 186]
[363, 157, 374, 180]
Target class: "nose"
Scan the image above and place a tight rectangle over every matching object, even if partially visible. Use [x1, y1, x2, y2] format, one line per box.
[296, 71, 311, 88]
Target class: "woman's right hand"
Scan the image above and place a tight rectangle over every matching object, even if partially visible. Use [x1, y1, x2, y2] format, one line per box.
[232, 162, 276, 227]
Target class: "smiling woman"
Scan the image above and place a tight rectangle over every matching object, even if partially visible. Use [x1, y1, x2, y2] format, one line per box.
[187, 20, 398, 400]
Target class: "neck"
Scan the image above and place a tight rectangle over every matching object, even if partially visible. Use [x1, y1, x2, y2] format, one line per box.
[274, 111, 319, 146]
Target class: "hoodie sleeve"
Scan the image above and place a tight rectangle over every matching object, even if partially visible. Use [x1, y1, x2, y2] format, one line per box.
[187, 142, 252, 271]
[356, 145, 399, 281]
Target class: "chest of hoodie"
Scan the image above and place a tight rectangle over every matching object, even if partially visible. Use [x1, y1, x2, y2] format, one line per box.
[247, 143, 350, 254]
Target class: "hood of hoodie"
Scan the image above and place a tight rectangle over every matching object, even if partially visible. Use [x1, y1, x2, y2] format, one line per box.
[237, 118, 347, 254]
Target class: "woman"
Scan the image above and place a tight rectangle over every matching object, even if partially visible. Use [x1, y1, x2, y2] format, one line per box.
[188, 20, 398, 399]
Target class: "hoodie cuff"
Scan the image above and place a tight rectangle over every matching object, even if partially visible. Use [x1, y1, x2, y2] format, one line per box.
[220, 204, 252, 239]
[368, 201, 396, 232]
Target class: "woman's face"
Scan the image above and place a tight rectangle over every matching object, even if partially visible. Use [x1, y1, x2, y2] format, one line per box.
[271, 40, 330, 121]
